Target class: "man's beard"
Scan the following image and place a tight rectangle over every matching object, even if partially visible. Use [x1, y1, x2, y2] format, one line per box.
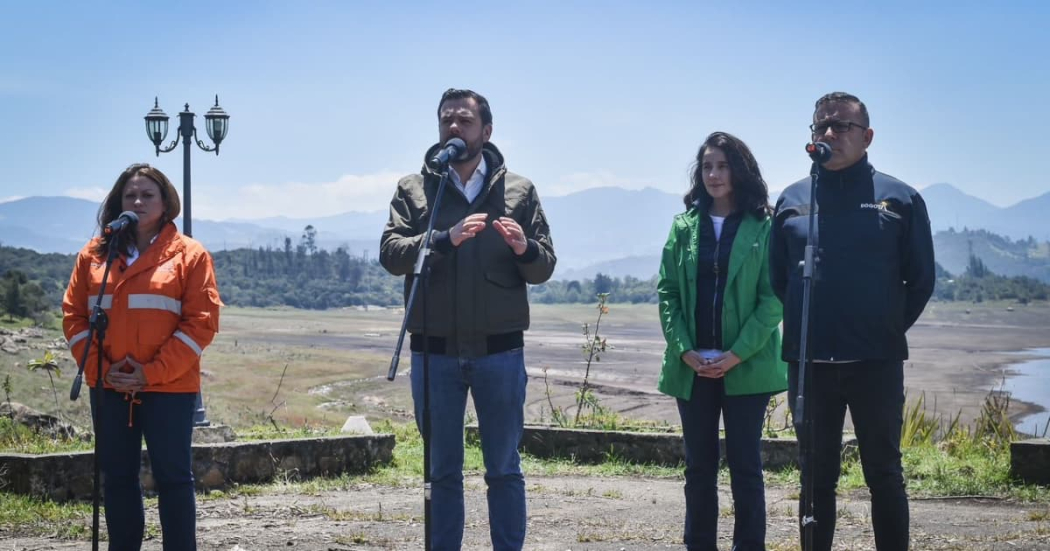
[455, 138, 484, 163]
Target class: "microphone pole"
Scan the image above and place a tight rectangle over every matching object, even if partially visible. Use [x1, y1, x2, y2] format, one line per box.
[69, 231, 123, 551]
[388, 140, 462, 550]
[796, 141, 829, 551]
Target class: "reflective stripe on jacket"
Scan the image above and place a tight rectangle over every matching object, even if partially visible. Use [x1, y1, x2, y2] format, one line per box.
[62, 222, 222, 393]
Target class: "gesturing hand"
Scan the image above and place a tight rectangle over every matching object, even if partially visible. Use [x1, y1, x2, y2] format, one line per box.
[450, 213, 489, 247]
[493, 217, 528, 256]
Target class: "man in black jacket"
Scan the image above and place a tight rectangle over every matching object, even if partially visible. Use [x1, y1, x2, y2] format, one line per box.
[770, 92, 935, 551]
[380, 88, 556, 551]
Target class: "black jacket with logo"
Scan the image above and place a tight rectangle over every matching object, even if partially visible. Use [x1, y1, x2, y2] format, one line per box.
[770, 155, 935, 362]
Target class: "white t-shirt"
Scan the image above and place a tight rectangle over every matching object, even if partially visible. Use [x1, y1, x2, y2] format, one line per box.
[710, 215, 726, 240]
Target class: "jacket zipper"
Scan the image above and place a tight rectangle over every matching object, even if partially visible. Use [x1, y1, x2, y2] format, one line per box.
[712, 237, 720, 349]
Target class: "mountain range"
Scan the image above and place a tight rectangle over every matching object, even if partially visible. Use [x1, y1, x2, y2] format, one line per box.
[1, 183, 1048, 281]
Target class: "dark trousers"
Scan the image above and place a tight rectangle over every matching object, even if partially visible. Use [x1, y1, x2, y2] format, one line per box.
[91, 389, 197, 551]
[788, 360, 909, 551]
[677, 375, 772, 551]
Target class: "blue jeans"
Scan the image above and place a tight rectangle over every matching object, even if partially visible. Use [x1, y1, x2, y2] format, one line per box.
[677, 375, 771, 551]
[788, 360, 908, 551]
[410, 348, 528, 551]
[91, 389, 197, 551]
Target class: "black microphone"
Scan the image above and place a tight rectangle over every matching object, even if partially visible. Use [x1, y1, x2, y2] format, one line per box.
[805, 142, 833, 163]
[104, 211, 139, 236]
[430, 138, 467, 166]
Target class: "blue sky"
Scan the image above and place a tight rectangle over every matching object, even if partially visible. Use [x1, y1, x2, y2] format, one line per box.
[1, 1, 1047, 221]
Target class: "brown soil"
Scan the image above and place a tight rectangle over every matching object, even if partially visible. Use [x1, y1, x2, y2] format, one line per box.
[6, 474, 1050, 550]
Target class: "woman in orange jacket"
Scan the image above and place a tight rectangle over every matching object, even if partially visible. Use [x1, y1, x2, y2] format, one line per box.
[63, 163, 221, 551]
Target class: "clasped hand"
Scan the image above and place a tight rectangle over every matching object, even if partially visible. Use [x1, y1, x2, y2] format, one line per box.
[680, 350, 742, 378]
[106, 356, 147, 392]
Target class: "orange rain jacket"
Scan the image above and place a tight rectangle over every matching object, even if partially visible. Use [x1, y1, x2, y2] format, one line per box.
[62, 222, 221, 393]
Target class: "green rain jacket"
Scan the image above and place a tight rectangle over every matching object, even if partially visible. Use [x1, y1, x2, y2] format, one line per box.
[657, 207, 787, 399]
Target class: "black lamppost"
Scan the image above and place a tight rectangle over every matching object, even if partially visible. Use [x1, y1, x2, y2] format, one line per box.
[143, 96, 230, 426]
[144, 96, 229, 236]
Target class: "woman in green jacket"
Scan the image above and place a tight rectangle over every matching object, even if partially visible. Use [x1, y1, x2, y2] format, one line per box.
[658, 131, 786, 551]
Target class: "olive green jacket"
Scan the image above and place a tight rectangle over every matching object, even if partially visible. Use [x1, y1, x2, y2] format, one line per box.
[379, 142, 556, 358]
[657, 208, 786, 399]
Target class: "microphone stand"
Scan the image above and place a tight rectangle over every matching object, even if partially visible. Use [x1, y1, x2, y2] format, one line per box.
[69, 234, 122, 551]
[794, 155, 822, 551]
[388, 165, 453, 551]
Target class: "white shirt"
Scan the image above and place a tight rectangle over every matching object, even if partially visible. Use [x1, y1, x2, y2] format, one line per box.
[125, 233, 160, 267]
[448, 155, 487, 204]
[710, 215, 726, 240]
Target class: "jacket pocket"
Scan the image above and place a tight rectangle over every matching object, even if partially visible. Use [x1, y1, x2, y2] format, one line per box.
[484, 270, 527, 329]
[485, 270, 524, 289]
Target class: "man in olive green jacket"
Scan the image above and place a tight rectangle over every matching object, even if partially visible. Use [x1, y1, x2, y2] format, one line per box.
[379, 88, 555, 551]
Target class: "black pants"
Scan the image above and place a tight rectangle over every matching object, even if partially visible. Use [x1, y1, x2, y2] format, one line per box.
[677, 375, 772, 551]
[788, 360, 909, 551]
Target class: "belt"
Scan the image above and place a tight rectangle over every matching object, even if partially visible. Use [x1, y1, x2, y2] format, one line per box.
[409, 331, 524, 357]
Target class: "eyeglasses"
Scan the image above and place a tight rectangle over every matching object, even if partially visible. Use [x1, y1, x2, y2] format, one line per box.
[810, 120, 867, 135]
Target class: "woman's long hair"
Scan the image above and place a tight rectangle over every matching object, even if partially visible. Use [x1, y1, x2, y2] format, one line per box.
[93, 163, 181, 256]
[683, 131, 772, 219]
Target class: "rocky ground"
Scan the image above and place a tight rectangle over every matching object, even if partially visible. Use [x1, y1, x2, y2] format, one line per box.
[5, 473, 1050, 550]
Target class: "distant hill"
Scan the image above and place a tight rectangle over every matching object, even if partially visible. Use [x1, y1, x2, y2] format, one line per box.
[0, 196, 377, 259]
[934, 228, 1050, 282]
[559, 254, 661, 281]
[541, 186, 683, 274]
[922, 183, 1001, 233]
[922, 183, 1050, 241]
[2, 183, 1049, 280]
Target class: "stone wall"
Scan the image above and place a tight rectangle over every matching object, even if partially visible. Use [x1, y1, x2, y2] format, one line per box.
[0, 434, 394, 502]
[1010, 438, 1050, 485]
[468, 425, 855, 470]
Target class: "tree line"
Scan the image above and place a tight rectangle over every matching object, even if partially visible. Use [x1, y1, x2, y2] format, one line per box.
[1, 226, 1048, 318]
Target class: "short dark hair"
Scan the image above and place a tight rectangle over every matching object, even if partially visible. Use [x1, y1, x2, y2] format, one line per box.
[814, 91, 869, 127]
[684, 131, 771, 218]
[437, 88, 492, 126]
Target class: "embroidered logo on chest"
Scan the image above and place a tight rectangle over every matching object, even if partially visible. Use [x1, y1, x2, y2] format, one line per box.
[859, 201, 890, 212]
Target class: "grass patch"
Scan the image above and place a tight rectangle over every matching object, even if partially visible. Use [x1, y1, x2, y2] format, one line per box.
[0, 417, 91, 454]
[0, 492, 94, 539]
[834, 434, 1050, 501]
[235, 424, 340, 442]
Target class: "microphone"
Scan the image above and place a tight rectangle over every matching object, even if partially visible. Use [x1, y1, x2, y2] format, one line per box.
[104, 211, 139, 236]
[430, 138, 467, 166]
[806, 142, 833, 163]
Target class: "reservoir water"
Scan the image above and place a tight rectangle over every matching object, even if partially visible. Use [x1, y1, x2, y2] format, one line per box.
[1002, 347, 1050, 436]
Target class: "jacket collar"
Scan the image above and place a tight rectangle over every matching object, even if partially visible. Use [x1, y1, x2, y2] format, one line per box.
[119, 222, 184, 282]
[725, 213, 764, 290]
[421, 142, 508, 211]
[421, 141, 507, 183]
[816, 154, 874, 185]
[680, 206, 765, 290]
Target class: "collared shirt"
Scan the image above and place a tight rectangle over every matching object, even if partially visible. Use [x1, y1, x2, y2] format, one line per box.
[125, 233, 161, 267]
[448, 155, 487, 203]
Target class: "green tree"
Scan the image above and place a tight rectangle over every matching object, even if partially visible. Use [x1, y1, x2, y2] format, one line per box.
[2, 270, 28, 319]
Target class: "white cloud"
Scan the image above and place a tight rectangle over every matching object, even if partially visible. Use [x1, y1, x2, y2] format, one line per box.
[63, 187, 108, 201]
[195, 171, 404, 220]
[0, 195, 26, 203]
